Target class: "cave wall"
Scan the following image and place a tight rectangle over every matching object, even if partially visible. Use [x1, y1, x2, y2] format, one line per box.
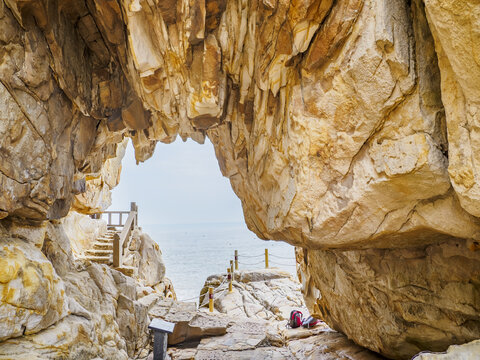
[296, 239, 480, 359]
[1, 0, 480, 358]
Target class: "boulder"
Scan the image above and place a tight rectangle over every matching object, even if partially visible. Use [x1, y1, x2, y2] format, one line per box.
[0, 237, 68, 341]
[148, 298, 230, 345]
[60, 211, 107, 256]
[297, 240, 480, 359]
[200, 269, 305, 321]
[124, 230, 166, 287]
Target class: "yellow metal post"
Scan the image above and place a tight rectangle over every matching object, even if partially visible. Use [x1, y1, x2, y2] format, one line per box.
[234, 250, 238, 270]
[208, 287, 214, 312]
[227, 268, 233, 293]
[230, 260, 234, 275]
[265, 248, 269, 269]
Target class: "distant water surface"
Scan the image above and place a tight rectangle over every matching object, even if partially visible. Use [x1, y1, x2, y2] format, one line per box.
[143, 222, 297, 303]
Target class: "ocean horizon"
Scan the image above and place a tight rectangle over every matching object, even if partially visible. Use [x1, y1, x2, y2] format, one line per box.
[142, 221, 298, 303]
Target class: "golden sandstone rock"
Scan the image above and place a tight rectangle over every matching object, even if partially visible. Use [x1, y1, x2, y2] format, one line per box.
[0, 0, 479, 358]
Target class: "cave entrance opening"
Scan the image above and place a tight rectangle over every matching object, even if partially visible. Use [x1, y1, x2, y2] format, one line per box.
[109, 138, 296, 301]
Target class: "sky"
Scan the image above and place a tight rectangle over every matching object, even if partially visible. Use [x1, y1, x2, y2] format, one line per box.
[110, 137, 245, 226]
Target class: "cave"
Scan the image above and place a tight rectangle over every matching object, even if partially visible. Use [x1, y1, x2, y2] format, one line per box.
[0, 0, 479, 359]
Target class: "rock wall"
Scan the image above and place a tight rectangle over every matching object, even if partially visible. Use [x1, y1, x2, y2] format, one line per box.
[0, 215, 172, 359]
[1, 0, 480, 358]
[296, 240, 480, 359]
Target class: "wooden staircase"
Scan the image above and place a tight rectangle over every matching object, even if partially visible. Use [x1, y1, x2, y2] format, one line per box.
[84, 202, 138, 278]
[84, 229, 117, 265]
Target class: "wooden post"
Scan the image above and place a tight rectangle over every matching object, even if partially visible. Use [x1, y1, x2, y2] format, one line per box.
[227, 268, 233, 293]
[234, 250, 238, 270]
[208, 287, 214, 312]
[113, 233, 121, 267]
[265, 248, 269, 269]
[131, 202, 137, 227]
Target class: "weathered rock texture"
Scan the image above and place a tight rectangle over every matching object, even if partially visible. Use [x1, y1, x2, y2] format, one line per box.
[200, 268, 305, 321]
[167, 268, 385, 360]
[1, 0, 480, 358]
[413, 340, 480, 360]
[297, 240, 480, 359]
[0, 215, 173, 359]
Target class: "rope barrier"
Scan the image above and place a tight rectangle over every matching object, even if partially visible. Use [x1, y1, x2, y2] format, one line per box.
[237, 253, 264, 258]
[270, 253, 295, 260]
[199, 286, 229, 308]
[270, 260, 297, 267]
[199, 294, 210, 308]
[214, 288, 228, 299]
[177, 251, 297, 304]
[215, 275, 228, 289]
[177, 294, 201, 302]
[238, 260, 265, 266]
[177, 275, 227, 302]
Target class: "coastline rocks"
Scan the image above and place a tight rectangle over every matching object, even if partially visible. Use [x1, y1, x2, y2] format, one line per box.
[124, 230, 166, 287]
[1, 0, 480, 357]
[167, 268, 384, 360]
[0, 218, 174, 359]
[200, 268, 305, 321]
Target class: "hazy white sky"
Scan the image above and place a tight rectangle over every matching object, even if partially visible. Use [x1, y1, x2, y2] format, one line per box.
[110, 137, 245, 225]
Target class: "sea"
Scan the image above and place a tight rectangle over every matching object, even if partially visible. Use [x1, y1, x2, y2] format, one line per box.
[142, 222, 298, 303]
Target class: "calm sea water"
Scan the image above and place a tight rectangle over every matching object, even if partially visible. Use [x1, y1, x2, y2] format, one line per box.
[142, 222, 297, 303]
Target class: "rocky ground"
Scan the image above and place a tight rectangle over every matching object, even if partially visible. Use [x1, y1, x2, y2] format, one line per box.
[147, 268, 480, 360]
[151, 269, 385, 360]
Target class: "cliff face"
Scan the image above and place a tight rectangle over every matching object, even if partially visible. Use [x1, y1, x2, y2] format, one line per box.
[0, 0, 479, 358]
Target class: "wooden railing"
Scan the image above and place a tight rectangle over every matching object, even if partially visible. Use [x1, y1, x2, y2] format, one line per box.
[102, 210, 130, 228]
[92, 202, 138, 268]
[113, 202, 137, 267]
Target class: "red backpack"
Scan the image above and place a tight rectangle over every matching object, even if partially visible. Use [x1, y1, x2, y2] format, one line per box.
[288, 310, 303, 328]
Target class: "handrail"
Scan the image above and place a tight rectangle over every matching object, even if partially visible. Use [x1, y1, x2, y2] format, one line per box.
[112, 202, 137, 267]
[102, 211, 131, 227]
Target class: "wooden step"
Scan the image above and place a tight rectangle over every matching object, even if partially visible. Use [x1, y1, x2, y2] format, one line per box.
[84, 255, 112, 264]
[97, 233, 114, 238]
[96, 237, 114, 243]
[86, 249, 113, 257]
[92, 242, 113, 250]
[85, 249, 113, 256]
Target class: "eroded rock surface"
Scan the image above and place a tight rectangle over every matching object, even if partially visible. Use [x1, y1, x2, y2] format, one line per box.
[167, 268, 384, 360]
[1, 0, 480, 358]
[413, 339, 480, 360]
[297, 240, 480, 359]
[0, 215, 175, 360]
[200, 268, 305, 321]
